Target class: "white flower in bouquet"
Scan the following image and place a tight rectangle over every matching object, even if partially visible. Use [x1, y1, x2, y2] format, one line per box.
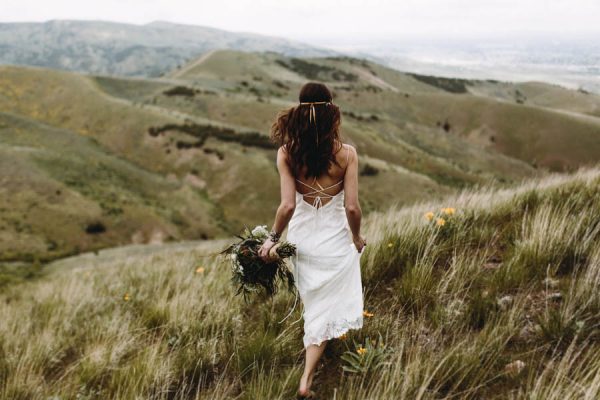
[251, 224, 269, 239]
[234, 261, 243, 274]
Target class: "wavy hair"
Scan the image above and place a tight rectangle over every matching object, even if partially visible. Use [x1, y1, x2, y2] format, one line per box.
[270, 82, 343, 179]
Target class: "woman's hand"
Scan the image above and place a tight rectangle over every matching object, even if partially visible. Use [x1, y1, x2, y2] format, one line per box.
[353, 235, 367, 253]
[258, 238, 277, 262]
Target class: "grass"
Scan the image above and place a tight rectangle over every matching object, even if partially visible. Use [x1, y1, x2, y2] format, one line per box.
[0, 111, 228, 263]
[2, 167, 600, 399]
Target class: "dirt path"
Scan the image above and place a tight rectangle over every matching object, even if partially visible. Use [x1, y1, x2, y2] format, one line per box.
[351, 66, 400, 93]
[169, 49, 217, 79]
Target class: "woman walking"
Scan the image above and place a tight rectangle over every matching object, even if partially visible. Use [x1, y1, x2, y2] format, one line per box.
[258, 82, 366, 399]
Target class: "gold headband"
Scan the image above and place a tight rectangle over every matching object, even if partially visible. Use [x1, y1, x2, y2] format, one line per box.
[299, 101, 332, 145]
[299, 101, 331, 123]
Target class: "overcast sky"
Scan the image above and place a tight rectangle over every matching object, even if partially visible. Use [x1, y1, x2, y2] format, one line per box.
[3, 0, 600, 41]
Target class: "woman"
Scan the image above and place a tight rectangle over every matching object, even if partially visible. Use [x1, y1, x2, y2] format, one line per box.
[258, 82, 367, 399]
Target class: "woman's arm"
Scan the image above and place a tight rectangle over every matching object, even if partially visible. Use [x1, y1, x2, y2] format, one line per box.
[258, 146, 296, 260]
[344, 145, 366, 252]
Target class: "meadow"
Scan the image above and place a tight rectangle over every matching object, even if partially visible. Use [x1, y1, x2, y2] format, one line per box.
[5, 48, 600, 263]
[2, 167, 599, 399]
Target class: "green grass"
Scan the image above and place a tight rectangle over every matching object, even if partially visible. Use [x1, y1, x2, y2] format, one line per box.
[467, 80, 600, 118]
[0, 111, 228, 262]
[2, 167, 600, 399]
[90, 76, 173, 102]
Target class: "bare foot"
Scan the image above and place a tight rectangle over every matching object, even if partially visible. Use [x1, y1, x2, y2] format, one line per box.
[297, 371, 315, 397]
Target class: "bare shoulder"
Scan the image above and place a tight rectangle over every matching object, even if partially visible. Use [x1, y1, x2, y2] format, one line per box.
[343, 143, 358, 161]
[278, 144, 290, 159]
[277, 145, 292, 169]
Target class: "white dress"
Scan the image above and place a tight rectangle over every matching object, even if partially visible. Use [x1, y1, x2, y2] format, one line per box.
[286, 161, 364, 348]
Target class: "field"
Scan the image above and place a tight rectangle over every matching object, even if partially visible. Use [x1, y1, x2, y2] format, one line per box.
[2, 18, 600, 400]
[3, 49, 600, 262]
[2, 167, 599, 399]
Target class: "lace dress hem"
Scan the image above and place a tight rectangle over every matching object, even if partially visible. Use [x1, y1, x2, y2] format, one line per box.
[303, 315, 364, 347]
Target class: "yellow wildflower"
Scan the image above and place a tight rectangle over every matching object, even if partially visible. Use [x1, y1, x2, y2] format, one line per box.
[424, 211, 435, 221]
[357, 346, 367, 356]
[123, 293, 130, 301]
[363, 310, 374, 317]
[436, 218, 446, 226]
[442, 207, 456, 215]
[387, 242, 393, 248]
[195, 266, 205, 274]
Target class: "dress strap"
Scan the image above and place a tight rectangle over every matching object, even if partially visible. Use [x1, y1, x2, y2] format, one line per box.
[344, 144, 350, 166]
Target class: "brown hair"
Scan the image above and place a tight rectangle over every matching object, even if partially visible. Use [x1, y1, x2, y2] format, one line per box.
[270, 82, 342, 179]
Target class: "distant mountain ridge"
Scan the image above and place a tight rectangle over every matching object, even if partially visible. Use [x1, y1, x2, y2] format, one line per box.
[0, 19, 335, 77]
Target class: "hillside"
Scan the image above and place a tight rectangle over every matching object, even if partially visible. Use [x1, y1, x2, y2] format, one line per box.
[0, 111, 228, 262]
[1, 50, 600, 262]
[0, 20, 333, 77]
[467, 80, 600, 118]
[2, 168, 599, 399]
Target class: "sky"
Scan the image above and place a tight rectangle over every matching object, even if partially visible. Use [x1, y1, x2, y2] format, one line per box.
[2, 0, 600, 42]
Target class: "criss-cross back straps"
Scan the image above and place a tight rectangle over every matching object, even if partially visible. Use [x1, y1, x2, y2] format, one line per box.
[296, 178, 343, 197]
[294, 144, 350, 209]
[296, 177, 344, 209]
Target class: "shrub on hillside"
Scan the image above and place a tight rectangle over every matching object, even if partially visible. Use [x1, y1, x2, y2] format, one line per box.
[360, 164, 379, 176]
[163, 86, 196, 97]
[408, 73, 470, 93]
[148, 123, 276, 150]
[275, 58, 358, 82]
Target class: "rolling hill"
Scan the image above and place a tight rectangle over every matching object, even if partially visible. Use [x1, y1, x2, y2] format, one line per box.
[1, 49, 599, 263]
[0, 110, 228, 262]
[0, 20, 333, 77]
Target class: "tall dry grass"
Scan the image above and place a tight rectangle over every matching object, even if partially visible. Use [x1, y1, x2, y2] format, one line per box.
[1, 167, 600, 399]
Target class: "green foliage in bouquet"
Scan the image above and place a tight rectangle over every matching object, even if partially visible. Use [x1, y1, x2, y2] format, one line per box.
[220, 225, 297, 301]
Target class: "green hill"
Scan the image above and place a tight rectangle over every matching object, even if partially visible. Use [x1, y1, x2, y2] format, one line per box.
[1, 50, 600, 262]
[467, 80, 600, 117]
[2, 168, 599, 399]
[0, 111, 227, 262]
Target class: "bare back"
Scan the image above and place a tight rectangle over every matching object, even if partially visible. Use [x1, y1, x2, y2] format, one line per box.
[294, 142, 351, 208]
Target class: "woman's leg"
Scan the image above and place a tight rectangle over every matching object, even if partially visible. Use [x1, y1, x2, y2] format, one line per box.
[298, 340, 328, 395]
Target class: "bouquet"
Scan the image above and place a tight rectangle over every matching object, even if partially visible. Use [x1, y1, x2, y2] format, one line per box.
[220, 225, 297, 301]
